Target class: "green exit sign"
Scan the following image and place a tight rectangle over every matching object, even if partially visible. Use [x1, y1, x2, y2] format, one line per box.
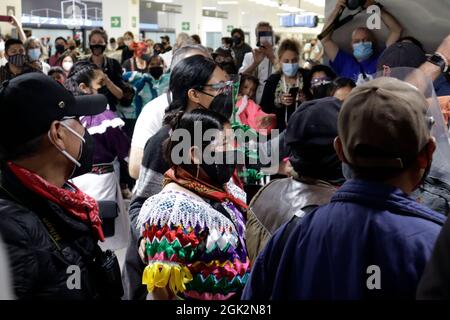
[182, 21, 190, 31]
[227, 25, 234, 33]
[111, 16, 121, 28]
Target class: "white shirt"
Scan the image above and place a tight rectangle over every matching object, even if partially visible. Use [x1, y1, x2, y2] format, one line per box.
[160, 50, 173, 70]
[240, 52, 275, 104]
[131, 93, 170, 149]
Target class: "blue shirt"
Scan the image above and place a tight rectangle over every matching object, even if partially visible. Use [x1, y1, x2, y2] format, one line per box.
[330, 49, 382, 82]
[434, 74, 450, 97]
[242, 179, 444, 300]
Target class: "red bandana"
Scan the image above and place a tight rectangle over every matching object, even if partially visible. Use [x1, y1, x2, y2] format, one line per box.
[8, 162, 105, 241]
[164, 166, 248, 210]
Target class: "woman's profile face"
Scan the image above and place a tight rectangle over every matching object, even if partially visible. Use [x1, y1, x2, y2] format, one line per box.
[195, 67, 229, 109]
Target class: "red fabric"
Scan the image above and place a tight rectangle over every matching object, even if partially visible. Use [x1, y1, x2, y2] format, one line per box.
[8, 162, 105, 241]
[164, 167, 248, 210]
[236, 97, 276, 134]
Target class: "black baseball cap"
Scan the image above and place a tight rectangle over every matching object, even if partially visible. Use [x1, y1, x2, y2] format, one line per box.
[0, 73, 107, 151]
[285, 97, 342, 148]
[376, 42, 426, 71]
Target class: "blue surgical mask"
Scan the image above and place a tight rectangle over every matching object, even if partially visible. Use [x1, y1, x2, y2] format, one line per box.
[353, 41, 373, 61]
[28, 48, 41, 61]
[282, 63, 299, 77]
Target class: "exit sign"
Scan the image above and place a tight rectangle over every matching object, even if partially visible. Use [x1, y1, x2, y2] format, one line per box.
[111, 16, 121, 28]
[182, 21, 190, 31]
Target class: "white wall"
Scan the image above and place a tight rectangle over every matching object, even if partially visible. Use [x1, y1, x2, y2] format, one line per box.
[102, 0, 140, 40]
[0, 0, 22, 37]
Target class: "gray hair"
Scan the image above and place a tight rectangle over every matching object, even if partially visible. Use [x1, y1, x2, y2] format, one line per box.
[171, 44, 211, 70]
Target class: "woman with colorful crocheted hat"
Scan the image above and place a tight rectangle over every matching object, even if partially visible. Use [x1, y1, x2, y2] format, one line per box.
[137, 109, 250, 300]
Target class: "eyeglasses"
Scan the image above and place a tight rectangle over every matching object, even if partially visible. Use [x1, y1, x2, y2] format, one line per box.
[197, 80, 234, 94]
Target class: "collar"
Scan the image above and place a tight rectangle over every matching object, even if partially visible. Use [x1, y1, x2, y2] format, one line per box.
[331, 179, 445, 225]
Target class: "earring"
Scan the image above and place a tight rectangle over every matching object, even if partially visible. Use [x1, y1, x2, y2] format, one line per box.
[196, 164, 200, 179]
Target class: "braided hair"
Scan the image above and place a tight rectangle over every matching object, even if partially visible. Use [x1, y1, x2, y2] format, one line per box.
[64, 61, 102, 96]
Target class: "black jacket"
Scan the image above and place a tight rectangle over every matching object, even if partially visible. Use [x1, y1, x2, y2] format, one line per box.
[85, 56, 134, 111]
[0, 166, 107, 300]
[260, 70, 311, 132]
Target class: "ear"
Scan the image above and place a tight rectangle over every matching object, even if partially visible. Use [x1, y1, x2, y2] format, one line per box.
[417, 137, 436, 169]
[334, 137, 348, 163]
[78, 83, 90, 94]
[189, 146, 201, 165]
[48, 121, 67, 151]
[187, 88, 201, 105]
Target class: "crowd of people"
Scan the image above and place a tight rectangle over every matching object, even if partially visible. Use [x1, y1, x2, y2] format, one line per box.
[1, 0, 450, 301]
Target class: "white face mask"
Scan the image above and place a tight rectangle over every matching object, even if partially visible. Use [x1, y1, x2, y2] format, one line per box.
[62, 61, 73, 72]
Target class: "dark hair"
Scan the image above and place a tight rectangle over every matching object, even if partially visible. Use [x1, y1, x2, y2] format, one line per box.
[5, 38, 23, 53]
[89, 29, 108, 44]
[277, 38, 300, 59]
[191, 35, 201, 45]
[231, 28, 245, 40]
[124, 31, 134, 39]
[398, 36, 425, 53]
[0, 134, 44, 162]
[222, 37, 233, 46]
[331, 77, 356, 95]
[239, 74, 259, 93]
[164, 55, 217, 123]
[64, 61, 101, 96]
[309, 64, 337, 80]
[163, 109, 229, 167]
[48, 66, 65, 77]
[55, 36, 68, 45]
[110, 37, 116, 44]
[349, 144, 413, 181]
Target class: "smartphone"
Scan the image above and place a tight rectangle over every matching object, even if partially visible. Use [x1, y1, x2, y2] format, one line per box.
[0, 15, 11, 23]
[289, 87, 299, 99]
[257, 31, 273, 47]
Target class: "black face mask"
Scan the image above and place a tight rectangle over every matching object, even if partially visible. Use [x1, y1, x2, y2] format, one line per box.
[199, 92, 234, 120]
[55, 44, 65, 54]
[149, 66, 164, 79]
[71, 130, 95, 178]
[90, 44, 106, 56]
[312, 83, 333, 99]
[201, 151, 237, 187]
[233, 36, 242, 46]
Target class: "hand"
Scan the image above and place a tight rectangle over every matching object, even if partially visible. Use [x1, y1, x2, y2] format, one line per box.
[9, 15, 19, 28]
[252, 48, 265, 65]
[258, 115, 276, 128]
[281, 93, 294, 106]
[436, 34, 450, 65]
[261, 42, 275, 61]
[335, 0, 346, 11]
[138, 238, 147, 263]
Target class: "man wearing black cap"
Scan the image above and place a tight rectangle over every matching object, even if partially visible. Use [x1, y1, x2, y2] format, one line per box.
[0, 73, 121, 299]
[243, 77, 445, 300]
[245, 97, 344, 262]
[160, 36, 172, 53]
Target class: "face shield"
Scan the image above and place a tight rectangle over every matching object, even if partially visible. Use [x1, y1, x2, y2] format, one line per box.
[374, 67, 450, 182]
